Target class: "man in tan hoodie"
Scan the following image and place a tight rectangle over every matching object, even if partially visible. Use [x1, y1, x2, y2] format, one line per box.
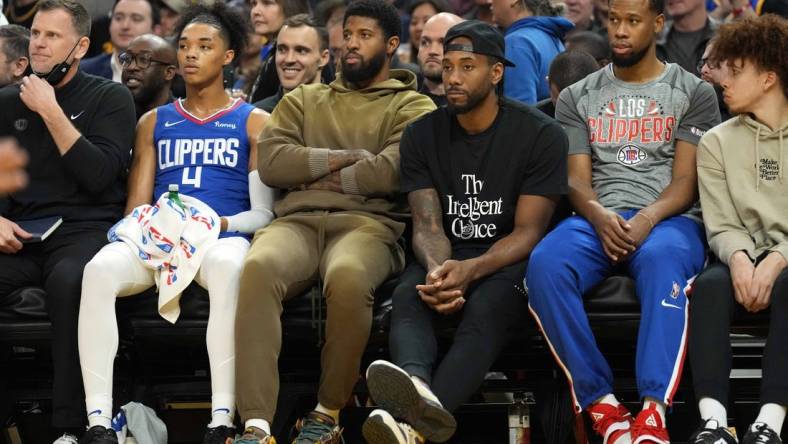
[232, 1, 436, 443]
[689, 14, 788, 444]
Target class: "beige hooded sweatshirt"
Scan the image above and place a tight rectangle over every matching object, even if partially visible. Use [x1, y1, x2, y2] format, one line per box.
[697, 114, 788, 264]
[257, 69, 435, 232]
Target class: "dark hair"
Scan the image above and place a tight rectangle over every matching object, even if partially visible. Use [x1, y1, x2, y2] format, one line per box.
[111, 0, 161, 26]
[37, 0, 91, 37]
[0, 25, 30, 62]
[407, 0, 448, 17]
[565, 31, 611, 64]
[548, 50, 599, 92]
[280, 0, 312, 18]
[607, 0, 664, 15]
[175, 2, 251, 59]
[316, 0, 347, 26]
[711, 14, 788, 99]
[344, 0, 401, 40]
[521, 0, 562, 17]
[282, 13, 329, 51]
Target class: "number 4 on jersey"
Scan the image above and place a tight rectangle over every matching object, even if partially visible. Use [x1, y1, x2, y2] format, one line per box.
[182, 166, 202, 188]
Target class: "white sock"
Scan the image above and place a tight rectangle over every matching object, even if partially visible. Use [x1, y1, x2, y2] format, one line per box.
[595, 393, 620, 406]
[85, 396, 113, 429]
[315, 403, 340, 423]
[411, 376, 443, 407]
[244, 419, 271, 436]
[698, 397, 728, 428]
[208, 393, 235, 428]
[755, 403, 787, 434]
[644, 397, 666, 424]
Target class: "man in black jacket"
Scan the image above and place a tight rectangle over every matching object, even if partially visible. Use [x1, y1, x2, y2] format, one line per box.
[0, 0, 135, 442]
[362, 20, 568, 444]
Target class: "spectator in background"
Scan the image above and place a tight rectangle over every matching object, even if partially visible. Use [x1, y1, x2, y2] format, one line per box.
[492, 0, 573, 104]
[689, 14, 788, 444]
[565, 0, 605, 34]
[0, 1, 136, 442]
[464, 0, 493, 24]
[406, 0, 446, 64]
[315, 0, 346, 63]
[120, 33, 176, 119]
[416, 11, 463, 105]
[565, 29, 610, 67]
[158, 0, 186, 37]
[246, 0, 310, 103]
[593, 0, 609, 30]
[81, 0, 161, 82]
[698, 38, 732, 121]
[536, 49, 598, 117]
[3, 0, 41, 28]
[656, 0, 718, 76]
[254, 13, 329, 112]
[0, 24, 29, 87]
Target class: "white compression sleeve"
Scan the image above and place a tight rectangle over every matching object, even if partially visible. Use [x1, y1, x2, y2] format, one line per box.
[224, 170, 276, 234]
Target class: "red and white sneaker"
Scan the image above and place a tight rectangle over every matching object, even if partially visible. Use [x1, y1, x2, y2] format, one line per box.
[631, 404, 670, 444]
[587, 402, 635, 444]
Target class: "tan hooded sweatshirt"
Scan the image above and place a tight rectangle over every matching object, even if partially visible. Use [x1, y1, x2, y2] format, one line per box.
[697, 114, 788, 264]
[257, 69, 436, 231]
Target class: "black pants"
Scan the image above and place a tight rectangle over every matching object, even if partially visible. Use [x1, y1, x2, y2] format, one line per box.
[389, 256, 528, 412]
[0, 221, 110, 428]
[689, 262, 788, 407]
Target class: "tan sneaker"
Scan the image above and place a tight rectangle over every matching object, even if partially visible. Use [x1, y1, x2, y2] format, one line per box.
[291, 411, 343, 444]
[232, 427, 277, 444]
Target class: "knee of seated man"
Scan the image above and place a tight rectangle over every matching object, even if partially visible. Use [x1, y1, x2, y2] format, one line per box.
[45, 258, 87, 307]
[241, 246, 288, 282]
[323, 261, 376, 308]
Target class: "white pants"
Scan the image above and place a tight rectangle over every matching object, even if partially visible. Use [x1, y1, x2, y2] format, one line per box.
[78, 237, 249, 424]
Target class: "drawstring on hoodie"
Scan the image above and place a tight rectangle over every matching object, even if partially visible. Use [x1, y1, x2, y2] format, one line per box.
[756, 125, 761, 191]
[780, 128, 784, 183]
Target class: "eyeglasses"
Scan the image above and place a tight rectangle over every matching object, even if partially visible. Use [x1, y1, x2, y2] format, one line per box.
[696, 57, 720, 74]
[119, 51, 171, 69]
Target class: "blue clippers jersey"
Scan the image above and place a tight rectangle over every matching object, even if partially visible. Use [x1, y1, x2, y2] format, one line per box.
[153, 98, 254, 235]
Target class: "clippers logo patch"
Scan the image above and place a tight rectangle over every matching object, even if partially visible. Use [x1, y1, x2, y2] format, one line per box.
[617, 145, 647, 166]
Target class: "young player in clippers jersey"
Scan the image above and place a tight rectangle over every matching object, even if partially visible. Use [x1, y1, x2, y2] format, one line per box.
[77, 4, 274, 444]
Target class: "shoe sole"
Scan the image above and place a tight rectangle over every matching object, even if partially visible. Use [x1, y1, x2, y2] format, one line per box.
[366, 362, 456, 442]
[362, 415, 405, 444]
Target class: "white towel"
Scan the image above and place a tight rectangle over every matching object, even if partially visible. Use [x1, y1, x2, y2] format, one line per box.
[108, 192, 220, 323]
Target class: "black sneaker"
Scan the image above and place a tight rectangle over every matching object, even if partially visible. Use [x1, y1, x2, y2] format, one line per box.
[79, 426, 118, 444]
[689, 419, 738, 443]
[204, 425, 236, 444]
[742, 423, 782, 444]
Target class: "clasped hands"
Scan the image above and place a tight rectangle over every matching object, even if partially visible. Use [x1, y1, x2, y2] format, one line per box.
[730, 250, 787, 313]
[590, 206, 655, 263]
[416, 259, 477, 315]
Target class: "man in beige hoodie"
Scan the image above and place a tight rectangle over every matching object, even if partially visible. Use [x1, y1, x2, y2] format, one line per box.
[689, 14, 788, 444]
[232, 1, 436, 443]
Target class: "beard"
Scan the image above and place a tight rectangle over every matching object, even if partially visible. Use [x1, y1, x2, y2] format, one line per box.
[341, 50, 386, 85]
[611, 44, 650, 68]
[446, 83, 492, 115]
[132, 78, 166, 107]
[422, 65, 443, 84]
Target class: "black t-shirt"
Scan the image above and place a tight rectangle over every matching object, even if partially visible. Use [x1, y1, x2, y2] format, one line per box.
[0, 70, 136, 224]
[400, 97, 568, 251]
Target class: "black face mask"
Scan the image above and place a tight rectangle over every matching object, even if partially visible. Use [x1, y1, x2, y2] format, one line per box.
[36, 39, 80, 86]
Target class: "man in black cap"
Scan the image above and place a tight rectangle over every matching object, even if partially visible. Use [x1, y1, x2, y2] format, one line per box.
[361, 19, 569, 444]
